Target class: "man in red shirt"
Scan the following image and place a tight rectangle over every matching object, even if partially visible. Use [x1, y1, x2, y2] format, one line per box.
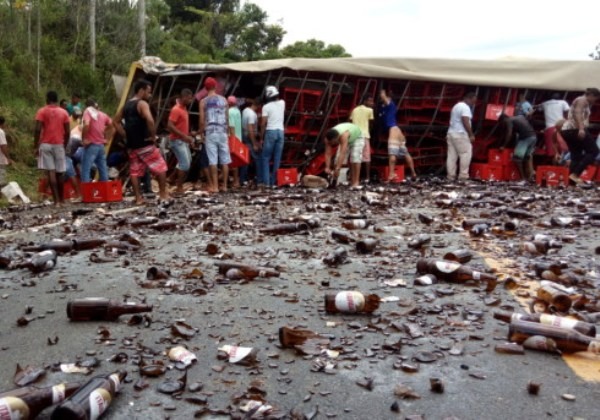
[34, 91, 70, 206]
[81, 98, 114, 183]
[167, 88, 195, 195]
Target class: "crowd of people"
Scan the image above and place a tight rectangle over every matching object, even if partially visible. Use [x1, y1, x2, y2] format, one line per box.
[3, 79, 598, 207]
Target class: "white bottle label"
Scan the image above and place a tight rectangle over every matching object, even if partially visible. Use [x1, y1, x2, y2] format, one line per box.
[219, 345, 254, 364]
[51, 383, 66, 404]
[472, 271, 481, 280]
[334, 292, 365, 313]
[539, 314, 578, 330]
[109, 374, 121, 392]
[89, 389, 112, 420]
[0, 397, 30, 420]
[587, 341, 600, 354]
[523, 336, 557, 352]
[435, 261, 461, 274]
[168, 347, 197, 366]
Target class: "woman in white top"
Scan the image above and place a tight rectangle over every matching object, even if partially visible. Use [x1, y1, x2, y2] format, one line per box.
[259, 86, 285, 186]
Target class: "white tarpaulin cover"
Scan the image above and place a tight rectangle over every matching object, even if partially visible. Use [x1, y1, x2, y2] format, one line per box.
[139, 56, 600, 91]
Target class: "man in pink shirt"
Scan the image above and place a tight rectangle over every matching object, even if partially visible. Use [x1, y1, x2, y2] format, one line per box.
[34, 90, 70, 206]
[81, 98, 113, 183]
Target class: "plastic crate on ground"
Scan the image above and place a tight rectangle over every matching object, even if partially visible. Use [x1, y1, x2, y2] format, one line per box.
[488, 148, 514, 165]
[580, 165, 597, 182]
[503, 163, 522, 181]
[536, 165, 569, 187]
[81, 180, 122, 203]
[277, 168, 299, 186]
[38, 178, 77, 200]
[378, 165, 405, 183]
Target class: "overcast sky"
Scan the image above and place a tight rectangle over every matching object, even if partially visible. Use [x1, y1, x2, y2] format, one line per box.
[250, 0, 599, 60]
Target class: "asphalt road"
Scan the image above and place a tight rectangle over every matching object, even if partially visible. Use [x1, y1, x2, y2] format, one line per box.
[1, 182, 599, 420]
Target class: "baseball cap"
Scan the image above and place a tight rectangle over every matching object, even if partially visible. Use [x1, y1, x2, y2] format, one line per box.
[227, 95, 237, 106]
[204, 77, 217, 90]
[265, 86, 279, 98]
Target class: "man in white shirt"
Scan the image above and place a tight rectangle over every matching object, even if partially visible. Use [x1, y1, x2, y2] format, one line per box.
[538, 93, 570, 161]
[259, 86, 285, 187]
[446, 92, 477, 181]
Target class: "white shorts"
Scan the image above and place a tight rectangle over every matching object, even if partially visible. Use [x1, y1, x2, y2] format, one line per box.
[38, 143, 66, 173]
[336, 137, 365, 165]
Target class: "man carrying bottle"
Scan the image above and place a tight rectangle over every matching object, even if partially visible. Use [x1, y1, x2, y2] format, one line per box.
[324, 122, 364, 188]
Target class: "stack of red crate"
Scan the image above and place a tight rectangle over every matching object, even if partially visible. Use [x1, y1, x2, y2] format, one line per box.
[470, 148, 516, 181]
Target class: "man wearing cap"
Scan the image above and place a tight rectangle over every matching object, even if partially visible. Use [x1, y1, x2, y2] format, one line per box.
[260, 86, 285, 187]
[227, 95, 242, 188]
[81, 98, 113, 183]
[167, 88, 195, 195]
[324, 122, 364, 187]
[199, 76, 231, 193]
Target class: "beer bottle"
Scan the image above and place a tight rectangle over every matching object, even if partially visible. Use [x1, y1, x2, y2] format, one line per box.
[22, 240, 73, 254]
[341, 220, 371, 230]
[323, 247, 348, 267]
[505, 208, 535, 219]
[72, 238, 106, 251]
[0, 382, 81, 420]
[508, 320, 600, 354]
[461, 219, 491, 230]
[356, 238, 378, 254]
[443, 250, 473, 264]
[50, 371, 127, 420]
[259, 223, 309, 235]
[324, 291, 380, 314]
[469, 223, 489, 237]
[215, 262, 280, 279]
[416, 259, 497, 292]
[536, 283, 572, 312]
[493, 311, 596, 337]
[67, 298, 153, 321]
[407, 234, 431, 249]
[279, 327, 330, 348]
[550, 217, 581, 227]
[27, 250, 57, 273]
[331, 229, 355, 244]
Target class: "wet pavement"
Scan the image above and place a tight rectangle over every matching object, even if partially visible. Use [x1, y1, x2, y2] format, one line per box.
[1, 180, 600, 419]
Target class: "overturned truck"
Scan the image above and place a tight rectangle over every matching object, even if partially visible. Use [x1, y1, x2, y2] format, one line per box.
[114, 56, 600, 182]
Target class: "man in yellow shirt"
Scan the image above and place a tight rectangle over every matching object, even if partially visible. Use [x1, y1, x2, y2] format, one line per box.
[350, 97, 374, 183]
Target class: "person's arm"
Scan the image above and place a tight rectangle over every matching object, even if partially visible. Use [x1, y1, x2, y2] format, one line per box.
[248, 120, 259, 151]
[333, 132, 349, 176]
[33, 121, 42, 150]
[501, 120, 513, 149]
[260, 115, 267, 142]
[137, 100, 156, 141]
[113, 107, 125, 138]
[198, 99, 206, 138]
[461, 116, 474, 140]
[104, 120, 115, 143]
[552, 119, 566, 162]
[81, 115, 90, 145]
[571, 97, 586, 138]
[63, 122, 70, 147]
[324, 139, 333, 175]
[0, 144, 10, 164]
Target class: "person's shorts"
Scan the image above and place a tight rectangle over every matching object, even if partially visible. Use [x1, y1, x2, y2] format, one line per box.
[335, 137, 365, 165]
[513, 136, 537, 160]
[205, 131, 232, 166]
[38, 143, 66, 173]
[128, 145, 168, 178]
[388, 144, 408, 159]
[362, 138, 371, 163]
[170, 139, 192, 171]
[65, 157, 76, 178]
[544, 127, 568, 156]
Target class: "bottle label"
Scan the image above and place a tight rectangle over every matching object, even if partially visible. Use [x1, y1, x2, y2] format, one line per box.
[539, 314, 578, 330]
[52, 383, 66, 404]
[0, 397, 30, 420]
[334, 292, 365, 313]
[169, 347, 197, 366]
[219, 345, 253, 364]
[472, 271, 481, 280]
[435, 261, 461, 274]
[109, 374, 121, 393]
[89, 388, 112, 420]
[588, 341, 600, 354]
[523, 335, 557, 352]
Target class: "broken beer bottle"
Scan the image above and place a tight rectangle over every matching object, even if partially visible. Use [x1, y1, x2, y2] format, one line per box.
[50, 371, 127, 420]
[416, 259, 497, 292]
[324, 291, 380, 314]
[0, 382, 81, 420]
[493, 311, 596, 337]
[508, 320, 600, 354]
[67, 298, 153, 321]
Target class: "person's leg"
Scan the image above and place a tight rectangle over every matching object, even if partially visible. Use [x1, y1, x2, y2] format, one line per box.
[156, 171, 170, 201]
[130, 176, 144, 205]
[271, 130, 285, 186]
[46, 170, 60, 205]
[216, 132, 232, 192]
[454, 134, 472, 180]
[139, 145, 170, 201]
[208, 165, 218, 192]
[446, 135, 458, 180]
[94, 144, 109, 182]
[348, 138, 364, 187]
[81, 146, 93, 183]
[65, 157, 81, 199]
[171, 140, 191, 193]
[573, 134, 600, 176]
[128, 149, 146, 204]
[261, 131, 275, 186]
[204, 133, 220, 192]
[512, 139, 528, 180]
[562, 129, 583, 178]
[388, 154, 397, 181]
[55, 172, 65, 205]
[54, 145, 67, 204]
[362, 138, 371, 182]
[404, 152, 417, 178]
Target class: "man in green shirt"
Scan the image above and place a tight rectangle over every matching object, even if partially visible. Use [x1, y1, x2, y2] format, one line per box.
[324, 122, 364, 187]
[228, 96, 242, 188]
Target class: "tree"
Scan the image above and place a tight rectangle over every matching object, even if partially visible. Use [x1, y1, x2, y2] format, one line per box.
[280, 39, 351, 59]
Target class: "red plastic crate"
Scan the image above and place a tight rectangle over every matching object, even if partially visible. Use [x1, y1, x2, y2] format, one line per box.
[379, 165, 405, 183]
[38, 178, 77, 200]
[81, 180, 123, 203]
[488, 148, 514, 165]
[470, 163, 486, 180]
[503, 163, 522, 181]
[580, 165, 597, 182]
[485, 104, 514, 120]
[228, 135, 250, 168]
[306, 154, 326, 176]
[480, 164, 504, 181]
[536, 166, 569, 187]
[277, 168, 298, 186]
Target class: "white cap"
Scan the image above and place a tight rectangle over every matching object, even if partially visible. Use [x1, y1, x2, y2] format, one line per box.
[265, 86, 279, 98]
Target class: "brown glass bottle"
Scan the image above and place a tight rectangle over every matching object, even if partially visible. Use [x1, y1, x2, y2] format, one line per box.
[416, 259, 497, 292]
[462, 219, 491, 230]
[22, 240, 73, 254]
[279, 327, 329, 348]
[27, 250, 57, 273]
[50, 371, 126, 420]
[72, 238, 106, 251]
[494, 311, 596, 337]
[331, 229, 355, 244]
[407, 234, 431, 249]
[443, 250, 473, 264]
[508, 320, 600, 354]
[259, 223, 309, 235]
[536, 284, 572, 312]
[0, 382, 81, 420]
[324, 291, 380, 314]
[356, 238, 378, 254]
[215, 262, 280, 279]
[67, 298, 153, 321]
[323, 247, 348, 267]
[341, 219, 370, 230]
